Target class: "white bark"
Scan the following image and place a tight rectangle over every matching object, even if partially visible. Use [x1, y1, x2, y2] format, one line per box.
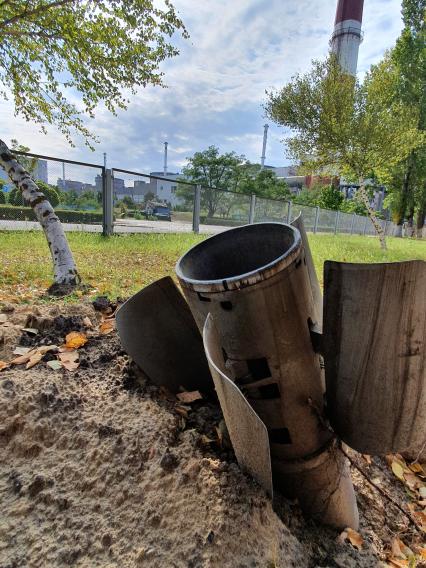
[358, 179, 387, 251]
[0, 139, 79, 285]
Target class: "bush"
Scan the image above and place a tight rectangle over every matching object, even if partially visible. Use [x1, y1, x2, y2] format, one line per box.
[0, 191, 5, 204]
[0, 205, 103, 224]
[9, 180, 60, 207]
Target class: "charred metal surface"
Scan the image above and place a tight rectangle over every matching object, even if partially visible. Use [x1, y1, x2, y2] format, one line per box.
[324, 260, 426, 455]
[203, 314, 273, 497]
[116, 276, 213, 393]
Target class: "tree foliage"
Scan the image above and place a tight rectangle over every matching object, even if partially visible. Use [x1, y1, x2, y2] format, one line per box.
[387, 0, 426, 232]
[9, 180, 60, 207]
[178, 146, 291, 217]
[266, 55, 423, 182]
[0, 0, 187, 146]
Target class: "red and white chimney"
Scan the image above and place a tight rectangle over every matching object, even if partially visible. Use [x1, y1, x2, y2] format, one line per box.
[331, 0, 364, 76]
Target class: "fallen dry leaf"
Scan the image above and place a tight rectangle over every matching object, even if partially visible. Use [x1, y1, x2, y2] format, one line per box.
[176, 390, 203, 404]
[175, 405, 189, 418]
[83, 316, 93, 328]
[26, 352, 43, 369]
[0, 360, 10, 371]
[338, 527, 363, 550]
[391, 537, 413, 560]
[11, 349, 38, 365]
[64, 332, 88, 349]
[387, 558, 409, 567]
[409, 463, 424, 474]
[362, 454, 372, 465]
[99, 319, 115, 335]
[59, 351, 79, 372]
[392, 461, 406, 482]
[38, 345, 58, 355]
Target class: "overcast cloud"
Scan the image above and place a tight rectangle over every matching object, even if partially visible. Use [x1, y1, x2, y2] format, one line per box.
[0, 0, 403, 174]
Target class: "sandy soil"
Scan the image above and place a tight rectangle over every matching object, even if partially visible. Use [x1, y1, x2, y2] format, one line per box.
[0, 302, 424, 567]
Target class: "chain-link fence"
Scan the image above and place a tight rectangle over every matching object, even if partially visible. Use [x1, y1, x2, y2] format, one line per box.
[0, 151, 401, 237]
[0, 151, 104, 231]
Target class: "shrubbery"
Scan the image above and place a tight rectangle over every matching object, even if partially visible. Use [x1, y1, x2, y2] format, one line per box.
[8, 180, 60, 207]
[0, 205, 103, 223]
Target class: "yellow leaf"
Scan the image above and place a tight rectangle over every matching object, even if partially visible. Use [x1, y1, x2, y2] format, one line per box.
[392, 461, 406, 482]
[338, 527, 363, 550]
[64, 332, 88, 349]
[99, 319, 115, 335]
[0, 360, 10, 371]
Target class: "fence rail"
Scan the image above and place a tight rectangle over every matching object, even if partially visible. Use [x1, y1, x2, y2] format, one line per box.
[0, 151, 399, 237]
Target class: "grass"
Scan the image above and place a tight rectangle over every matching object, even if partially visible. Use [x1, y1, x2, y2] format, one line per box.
[0, 230, 424, 304]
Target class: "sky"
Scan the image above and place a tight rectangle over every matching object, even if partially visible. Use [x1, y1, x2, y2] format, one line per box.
[0, 0, 404, 175]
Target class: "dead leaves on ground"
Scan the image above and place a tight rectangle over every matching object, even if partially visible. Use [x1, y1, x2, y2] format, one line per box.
[64, 331, 88, 349]
[387, 454, 426, 533]
[1, 312, 117, 373]
[338, 527, 363, 550]
[386, 537, 426, 567]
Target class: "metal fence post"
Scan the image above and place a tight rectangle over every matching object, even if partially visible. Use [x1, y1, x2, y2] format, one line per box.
[192, 185, 201, 234]
[249, 194, 256, 224]
[334, 210, 340, 234]
[103, 168, 113, 236]
[313, 206, 320, 234]
[287, 201, 292, 224]
[349, 213, 355, 235]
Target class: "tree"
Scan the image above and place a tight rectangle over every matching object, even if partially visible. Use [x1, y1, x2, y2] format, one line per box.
[0, 0, 187, 146]
[0, 1, 187, 288]
[0, 178, 5, 203]
[388, 0, 426, 236]
[237, 165, 292, 200]
[265, 56, 424, 249]
[144, 191, 156, 203]
[9, 180, 60, 207]
[0, 140, 79, 287]
[178, 146, 246, 217]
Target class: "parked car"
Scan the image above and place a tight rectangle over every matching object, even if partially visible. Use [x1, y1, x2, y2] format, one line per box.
[144, 201, 172, 221]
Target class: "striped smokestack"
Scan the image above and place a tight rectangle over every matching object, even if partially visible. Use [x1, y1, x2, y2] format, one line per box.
[331, 0, 364, 76]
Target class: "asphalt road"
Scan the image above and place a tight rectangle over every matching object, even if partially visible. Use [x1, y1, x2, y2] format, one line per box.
[0, 218, 230, 234]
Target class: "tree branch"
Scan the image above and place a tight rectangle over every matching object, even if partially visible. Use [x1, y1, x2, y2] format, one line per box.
[0, 0, 77, 29]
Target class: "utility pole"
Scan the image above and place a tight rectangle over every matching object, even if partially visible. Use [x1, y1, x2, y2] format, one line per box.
[103, 152, 107, 169]
[260, 124, 269, 171]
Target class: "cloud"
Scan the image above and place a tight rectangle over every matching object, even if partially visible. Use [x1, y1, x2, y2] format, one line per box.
[0, 0, 403, 175]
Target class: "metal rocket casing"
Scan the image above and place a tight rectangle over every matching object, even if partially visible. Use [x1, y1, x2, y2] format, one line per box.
[176, 223, 329, 461]
[176, 222, 359, 528]
[331, 0, 364, 76]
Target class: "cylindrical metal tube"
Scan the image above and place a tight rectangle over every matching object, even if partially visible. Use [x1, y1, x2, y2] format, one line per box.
[176, 223, 358, 527]
[177, 223, 328, 459]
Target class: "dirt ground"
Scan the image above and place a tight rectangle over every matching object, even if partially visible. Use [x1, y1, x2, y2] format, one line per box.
[0, 301, 424, 568]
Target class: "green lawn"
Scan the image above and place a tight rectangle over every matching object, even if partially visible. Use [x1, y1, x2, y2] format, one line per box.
[0, 230, 424, 304]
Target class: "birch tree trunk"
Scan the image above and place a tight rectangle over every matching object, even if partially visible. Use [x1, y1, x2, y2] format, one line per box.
[0, 139, 80, 287]
[357, 178, 387, 251]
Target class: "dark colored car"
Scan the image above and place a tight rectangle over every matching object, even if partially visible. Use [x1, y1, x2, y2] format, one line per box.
[144, 202, 172, 221]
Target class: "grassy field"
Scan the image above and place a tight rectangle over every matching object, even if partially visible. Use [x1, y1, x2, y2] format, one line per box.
[0, 230, 425, 303]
